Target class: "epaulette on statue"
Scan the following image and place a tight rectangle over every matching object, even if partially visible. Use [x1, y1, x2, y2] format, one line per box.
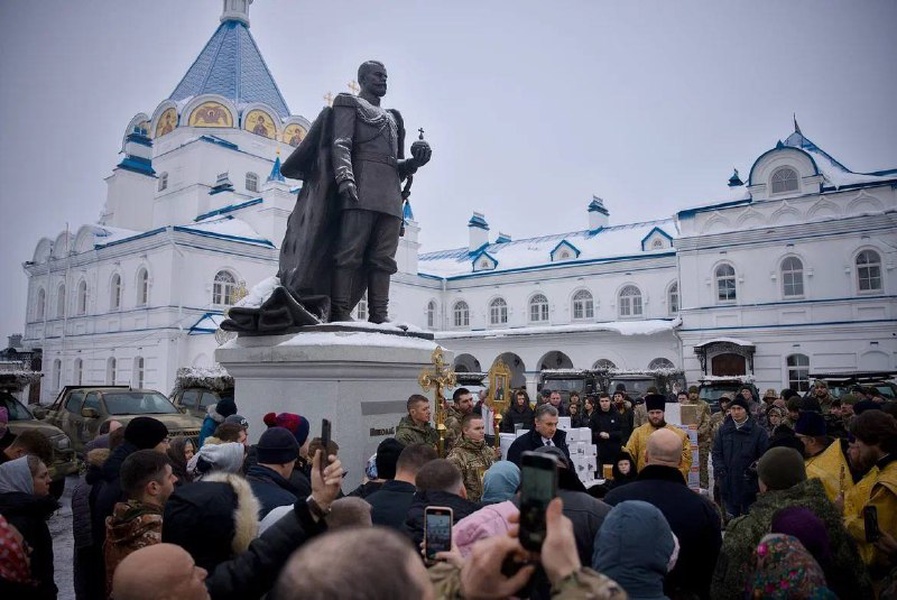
[332, 93, 358, 108]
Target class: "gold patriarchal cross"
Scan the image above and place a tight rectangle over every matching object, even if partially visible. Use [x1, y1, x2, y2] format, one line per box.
[418, 346, 456, 457]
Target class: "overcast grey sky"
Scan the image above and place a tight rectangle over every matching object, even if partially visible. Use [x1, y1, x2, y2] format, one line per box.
[1, 1, 895, 343]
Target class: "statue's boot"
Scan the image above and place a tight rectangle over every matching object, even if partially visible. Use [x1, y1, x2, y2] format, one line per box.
[329, 268, 355, 322]
[367, 270, 392, 324]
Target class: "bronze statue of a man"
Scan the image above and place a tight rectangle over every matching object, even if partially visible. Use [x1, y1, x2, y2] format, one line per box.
[329, 61, 432, 322]
[222, 61, 431, 333]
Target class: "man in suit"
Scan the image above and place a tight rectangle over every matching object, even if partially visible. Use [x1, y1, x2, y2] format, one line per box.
[507, 404, 570, 466]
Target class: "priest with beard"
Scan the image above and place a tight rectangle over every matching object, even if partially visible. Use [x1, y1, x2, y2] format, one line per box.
[624, 393, 692, 479]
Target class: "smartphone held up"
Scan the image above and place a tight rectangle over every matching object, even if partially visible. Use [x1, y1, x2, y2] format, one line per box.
[518, 450, 559, 552]
[424, 506, 453, 561]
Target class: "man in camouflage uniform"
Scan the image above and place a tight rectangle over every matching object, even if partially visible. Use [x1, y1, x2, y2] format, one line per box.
[681, 386, 712, 489]
[104, 450, 177, 597]
[443, 387, 474, 452]
[446, 413, 498, 502]
[395, 394, 439, 450]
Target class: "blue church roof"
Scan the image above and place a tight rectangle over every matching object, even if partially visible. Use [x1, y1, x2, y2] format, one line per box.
[169, 19, 291, 118]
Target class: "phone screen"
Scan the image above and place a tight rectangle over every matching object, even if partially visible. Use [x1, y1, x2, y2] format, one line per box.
[424, 508, 453, 559]
[320, 419, 331, 474]
[519, 452, 558, 551]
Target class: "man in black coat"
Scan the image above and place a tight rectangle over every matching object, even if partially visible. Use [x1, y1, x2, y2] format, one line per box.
[605, 428, 722, 600]
[404, 459, 480, 547]
[366, 443, 437, 532]
[506, 404, 571, 467]
[712, 396, 769, 518]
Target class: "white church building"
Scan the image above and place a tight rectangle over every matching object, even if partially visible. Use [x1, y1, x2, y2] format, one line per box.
[21, 2, 897, 403]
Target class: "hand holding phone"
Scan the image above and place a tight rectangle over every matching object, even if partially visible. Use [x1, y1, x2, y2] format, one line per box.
[518, 451, 559, 552]
[424, 506, 453, 561]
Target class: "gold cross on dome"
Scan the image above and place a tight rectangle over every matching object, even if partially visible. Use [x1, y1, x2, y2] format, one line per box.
[347, 80, 360, 95]
[323, 92, 334, 107]
[418, 346, 456, 457]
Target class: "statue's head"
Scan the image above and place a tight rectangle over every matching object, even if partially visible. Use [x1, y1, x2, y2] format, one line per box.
[358, 60, 388, 98]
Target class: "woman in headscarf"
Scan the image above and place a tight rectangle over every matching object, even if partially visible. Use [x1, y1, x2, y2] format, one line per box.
[747, 533, 836, 599]
[0, 455, 58, 597]
[166, 436, 195, 485]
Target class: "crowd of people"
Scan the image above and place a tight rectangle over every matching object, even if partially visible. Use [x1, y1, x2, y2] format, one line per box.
[0, 379, 894, 599]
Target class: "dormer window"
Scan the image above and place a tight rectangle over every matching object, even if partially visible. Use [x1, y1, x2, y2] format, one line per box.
[550, 240, 580, 262]
[652, 239, 664, 249]
[246, 172, 259, 193]
[771, 166, 799, 194]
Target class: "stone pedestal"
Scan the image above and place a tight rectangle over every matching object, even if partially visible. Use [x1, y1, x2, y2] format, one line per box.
[216, 328, 447, 490]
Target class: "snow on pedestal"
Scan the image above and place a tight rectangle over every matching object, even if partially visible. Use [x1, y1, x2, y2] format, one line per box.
[216, 328, 447, 490]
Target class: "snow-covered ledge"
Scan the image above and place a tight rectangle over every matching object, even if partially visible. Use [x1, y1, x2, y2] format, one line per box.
[216, 328, 448, 489]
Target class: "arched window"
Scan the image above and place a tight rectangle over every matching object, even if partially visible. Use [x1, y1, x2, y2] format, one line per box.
[73, 358, 83, 385]
[52, 359, 61, 390]
[648, 358, 675, 370]
[36, 288, 46, 320]
[529, 294, 549, 323]
[107, 357, 117, 385]
[110, 273, 122, 310]
[77, 280, 88, 315]
[136, 268, 149, 306]
[787, 354, 810, 392]
[245, 172, 259, 193]
[426, 300, 437, 329]
[489, 298, 508, 326]
[618, 285, 642, 318]
[715, 264, 737, 302]
[56, 283, 66, 318]
[771, 167, 799, 194]
[158, 172, 168, 192]
[781, 256, 804, 297]
[572, 289, 594, 321]
[594, 359, 616, 370]
[212, 270, 237, 306]
[133, 356, 145, 388]
[453, 301, 469, 328]
[856, 250, 882, 292]
[668, 282, 679, 315]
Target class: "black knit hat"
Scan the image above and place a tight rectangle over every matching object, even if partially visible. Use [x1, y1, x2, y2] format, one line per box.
[794, 411, 827, 437]
[216, 398, 237, 418]
[124, 417, 169, 449]
[728, 397, 750, 411]
[644, 394, 666, 412]
[375, 438, 404, 480]
[256, 427, 299, 464]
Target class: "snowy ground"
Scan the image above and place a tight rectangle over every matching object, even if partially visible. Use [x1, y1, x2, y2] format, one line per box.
[50, 475, 77, 600]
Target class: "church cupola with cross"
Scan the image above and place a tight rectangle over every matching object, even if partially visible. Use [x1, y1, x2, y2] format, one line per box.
[221, 0, 252, 26]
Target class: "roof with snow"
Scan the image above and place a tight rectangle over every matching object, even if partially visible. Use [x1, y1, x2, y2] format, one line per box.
[176, 215, 274, 247]
[435, 319, 680, 341]
[169, 19, 291, 118]
[420, 218, 678, 278]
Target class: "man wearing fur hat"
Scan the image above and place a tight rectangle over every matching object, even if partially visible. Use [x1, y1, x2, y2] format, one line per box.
[711, 395, 768, 519]
[794, 411, 852, 503]
[624, 394, 691, 480]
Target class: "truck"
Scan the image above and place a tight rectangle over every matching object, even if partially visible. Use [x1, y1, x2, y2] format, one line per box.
[538, 368, 686, 403]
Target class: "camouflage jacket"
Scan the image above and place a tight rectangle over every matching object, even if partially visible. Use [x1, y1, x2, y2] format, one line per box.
[443, 406, 466, 452]
[104, 500, 163, 596]
[711, 477, 872, 600]
[446, 437, 495, 502]
[395, 416, 439, 449]
[429, 563, 627, 599]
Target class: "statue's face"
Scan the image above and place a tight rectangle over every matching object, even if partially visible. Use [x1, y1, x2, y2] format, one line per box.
[361, 64, 388, 97]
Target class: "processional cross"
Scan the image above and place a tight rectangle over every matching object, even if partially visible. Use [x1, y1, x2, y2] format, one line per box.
[418, 346, 456, 457]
